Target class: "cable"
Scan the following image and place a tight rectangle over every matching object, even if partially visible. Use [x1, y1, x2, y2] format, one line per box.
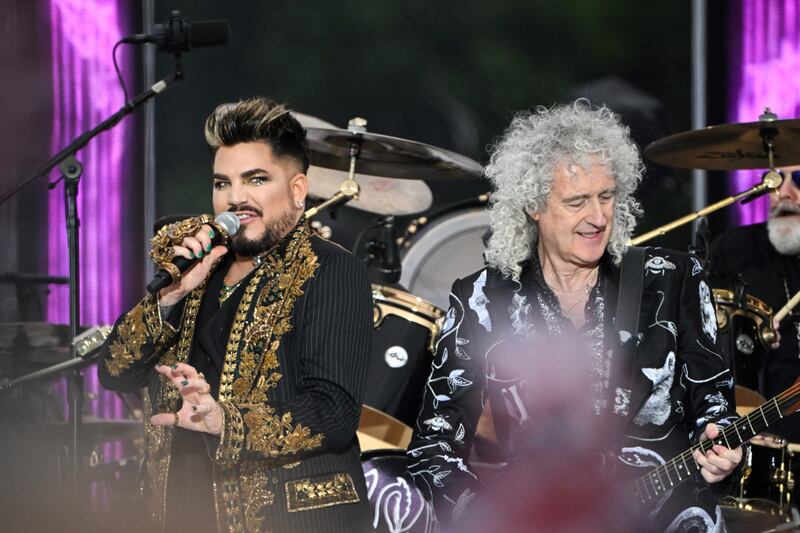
[112, 40, 129, 103]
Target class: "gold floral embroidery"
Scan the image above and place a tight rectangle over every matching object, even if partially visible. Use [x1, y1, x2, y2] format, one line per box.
[105, 301, 147, 377]
[285, 473, 359, 512]
[220, 269, 265, 402]
[242, 405, 323, 457]
[248, 226, 317, 406]
[104, 293, 182, 377]
[142, 284, 205, 525]
[216, 223, 323, 460]
[241, 464, 275, 532]
[217, 401, 245, 467]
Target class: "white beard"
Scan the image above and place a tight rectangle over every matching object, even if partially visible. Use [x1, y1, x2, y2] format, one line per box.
[767, 213, 800, 255]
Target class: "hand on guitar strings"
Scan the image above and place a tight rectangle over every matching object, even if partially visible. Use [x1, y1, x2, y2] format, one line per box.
[151, 362, 224, 435]
[692, 422, 742, 484]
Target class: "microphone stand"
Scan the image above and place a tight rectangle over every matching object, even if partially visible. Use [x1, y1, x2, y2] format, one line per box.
[0, 58, 184, 492]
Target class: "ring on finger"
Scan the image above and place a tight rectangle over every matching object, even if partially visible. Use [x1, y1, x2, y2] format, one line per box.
[173, 412, 180, 427]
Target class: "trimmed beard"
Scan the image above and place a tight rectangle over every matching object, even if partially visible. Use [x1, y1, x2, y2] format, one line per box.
[767, 202, 800, 255]
[229, 209, 300, 257]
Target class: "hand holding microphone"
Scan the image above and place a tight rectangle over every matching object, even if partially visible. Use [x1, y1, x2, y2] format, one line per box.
[148, 212, 240, 303]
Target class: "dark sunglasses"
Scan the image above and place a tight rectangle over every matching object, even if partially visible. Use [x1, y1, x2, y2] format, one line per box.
[772, 170, 800, 188]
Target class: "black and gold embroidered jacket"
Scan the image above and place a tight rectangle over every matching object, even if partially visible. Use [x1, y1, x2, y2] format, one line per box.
[98, 222, 373, 533]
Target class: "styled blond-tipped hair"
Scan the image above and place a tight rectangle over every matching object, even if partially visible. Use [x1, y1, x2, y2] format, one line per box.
[204, 97, 310, 172]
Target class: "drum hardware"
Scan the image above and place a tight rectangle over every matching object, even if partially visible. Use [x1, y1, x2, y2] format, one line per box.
[303, 117, 368, 220]
[303, 124, 484, 182]
[714, 288, 777, 352]
[723, 434, 795, 520]
[644, 108, 800, 171]
[302, 114, 482, 215]
[367, 285, 443, 428]
[630, 170, 782, 245]
[366, 216, 403, 284]
[632, 108, 791, 246]
[713, 287, 777, 415]
[400, 205, 491, 310]
[308, 167, 433, 216]
[303, 175, 359, 219]
[356, 404, 413, 452]
[372, 285, 443, 352]
[400, 193, 490, 248]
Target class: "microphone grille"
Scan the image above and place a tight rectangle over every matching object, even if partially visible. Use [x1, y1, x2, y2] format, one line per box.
[215, 211, 240, 236]
[189, 20, 230, 48]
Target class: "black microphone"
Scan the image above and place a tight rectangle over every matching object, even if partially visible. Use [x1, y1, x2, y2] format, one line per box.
[146, 212, 240, 295]
[377, 216, 402, 284]
[121, 11, 230, 54]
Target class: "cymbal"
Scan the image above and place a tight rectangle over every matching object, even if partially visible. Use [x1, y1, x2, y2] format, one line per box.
[307, 167, 433, 215]
[644, 117, 800, 170]
[291, 111, 337, 130]
[293, 112, 435, 214]
[305, 127, 484, 181]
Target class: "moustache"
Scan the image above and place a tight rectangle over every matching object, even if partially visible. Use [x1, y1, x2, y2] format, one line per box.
[770, 202, 800, 218]
[228, 204, 264, 217]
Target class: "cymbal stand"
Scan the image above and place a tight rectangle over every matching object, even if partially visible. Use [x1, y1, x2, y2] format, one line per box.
[303, 117, 364, 218]
[630, 126, 784, 246]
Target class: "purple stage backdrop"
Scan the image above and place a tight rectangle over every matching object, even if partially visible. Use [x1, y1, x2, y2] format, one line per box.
[729, 0, 800, 225]
[47, 0, 134, 497]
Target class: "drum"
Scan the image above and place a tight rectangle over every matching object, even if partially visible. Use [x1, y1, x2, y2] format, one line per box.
[721, 434, 794, 531]
[361, 450, 436, 533]
[713, 289, 774, 394]
[366, 285, 444, 428]
[400, 207, 490, 310]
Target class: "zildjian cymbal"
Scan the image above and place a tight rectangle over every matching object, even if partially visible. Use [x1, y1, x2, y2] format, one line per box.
[645, 117, 800, 170]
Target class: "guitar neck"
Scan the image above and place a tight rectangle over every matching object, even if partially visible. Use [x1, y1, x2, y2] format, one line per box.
[631, 383, 800, 505]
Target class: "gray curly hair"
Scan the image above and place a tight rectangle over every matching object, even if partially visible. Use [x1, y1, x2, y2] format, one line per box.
[484, 99, 644, 282]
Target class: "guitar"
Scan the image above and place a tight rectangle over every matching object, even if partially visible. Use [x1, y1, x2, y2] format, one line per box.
[631, 378, 800, 505]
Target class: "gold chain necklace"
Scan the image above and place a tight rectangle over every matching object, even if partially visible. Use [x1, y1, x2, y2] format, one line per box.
[219, 278, 244, 304]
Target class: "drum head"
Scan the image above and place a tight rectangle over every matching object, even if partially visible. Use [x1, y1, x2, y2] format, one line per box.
[400, 208, 490, 310]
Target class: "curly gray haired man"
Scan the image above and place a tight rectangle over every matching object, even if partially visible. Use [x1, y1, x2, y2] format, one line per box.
[485, 99, 643, 282]
[407, 100, 742, 532]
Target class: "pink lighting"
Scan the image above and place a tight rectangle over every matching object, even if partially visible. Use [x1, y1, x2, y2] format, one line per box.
[48, 0, 132, 489]
[729, 0, 800, 225]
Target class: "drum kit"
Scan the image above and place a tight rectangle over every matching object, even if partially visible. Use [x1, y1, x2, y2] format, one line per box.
[295, 107, 800, 531]
[4, 106, 800, 532]
[634, 109, 800, 531]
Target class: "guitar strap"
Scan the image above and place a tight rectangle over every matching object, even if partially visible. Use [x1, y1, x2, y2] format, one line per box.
[607, 246, 646, 426]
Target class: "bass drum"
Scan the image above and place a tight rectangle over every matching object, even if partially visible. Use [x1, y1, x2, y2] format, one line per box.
[362, 450, 437, 533]
[400, 207, 490, 311]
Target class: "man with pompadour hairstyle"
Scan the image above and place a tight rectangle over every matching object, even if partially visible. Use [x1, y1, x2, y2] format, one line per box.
[99, 97, 373, 532]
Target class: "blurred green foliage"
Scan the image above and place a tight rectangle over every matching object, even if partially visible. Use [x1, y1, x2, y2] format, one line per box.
[154, 0, 694, 248]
